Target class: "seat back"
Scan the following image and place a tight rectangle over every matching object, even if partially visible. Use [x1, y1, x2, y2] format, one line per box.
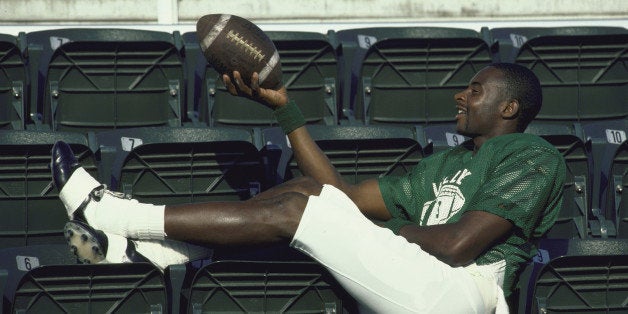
[0, 33, 27, 130]
[513, 32, 627, 123]
[0, 130, 98, 249]
[12, 263, 167, 313]
[356, 36, 493, 126]
[610, 141, 628, 237]
[97, 127, 267, 205]
[26, 28, 185, 131]
[517, 238, 628, 313]
[263, 125, 423, 184]
[187, 261, 354, 313]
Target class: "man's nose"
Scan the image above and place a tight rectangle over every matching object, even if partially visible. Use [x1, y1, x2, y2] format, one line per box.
[454, 90, 465, 102]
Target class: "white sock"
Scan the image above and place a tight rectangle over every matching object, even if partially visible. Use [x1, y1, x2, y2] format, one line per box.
[101, 233, 213, 271]
[59, 167, 166, 240]
[101, 231, 133, 264]
[133, 240, 213, 271]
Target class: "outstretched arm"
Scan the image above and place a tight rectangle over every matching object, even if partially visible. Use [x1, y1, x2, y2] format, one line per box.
[223, 72, 390, 220]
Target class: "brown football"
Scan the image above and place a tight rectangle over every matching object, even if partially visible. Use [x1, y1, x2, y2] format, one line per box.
[196, 14, 283, 90]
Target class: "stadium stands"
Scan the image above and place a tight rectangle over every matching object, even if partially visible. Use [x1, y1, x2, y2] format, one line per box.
[0, 25, 625, 313]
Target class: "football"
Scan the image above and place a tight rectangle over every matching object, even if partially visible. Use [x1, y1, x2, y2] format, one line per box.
[196, 14, 283, 90]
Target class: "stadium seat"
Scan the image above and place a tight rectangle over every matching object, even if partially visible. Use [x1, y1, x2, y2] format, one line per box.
[0, 33, 27, 130]
[609, 140, 628, 238]
[262, 125, 423, 184]
[491, 27, 628, 124]
[182, 30, 339, 128]
[11, 263, 167, 313]
[416, 124, 470, 155]
[336, 27, 494, 126]
[95, 126, 269, 205]
[25, 28, 185, 132]
[489, 26, 628, 63]
[516, 238, 628, 313]
[0, 130, 98, 250]
[0, 244, 75, 313]
[186, 260, 356, 313]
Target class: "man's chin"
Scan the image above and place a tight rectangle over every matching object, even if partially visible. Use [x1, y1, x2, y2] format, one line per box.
[455, 127, 476, 138]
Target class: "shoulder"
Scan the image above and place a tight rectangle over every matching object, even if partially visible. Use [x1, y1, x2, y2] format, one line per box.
[484, 133, 561, 158]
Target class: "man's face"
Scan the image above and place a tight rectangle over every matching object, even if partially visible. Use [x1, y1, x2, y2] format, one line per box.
[454, 67, 507, 138]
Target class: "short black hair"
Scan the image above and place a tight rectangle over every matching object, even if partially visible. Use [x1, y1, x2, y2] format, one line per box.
[490, 63, 542, 132]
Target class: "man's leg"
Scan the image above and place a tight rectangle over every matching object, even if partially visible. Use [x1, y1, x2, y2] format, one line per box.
[290, 184, 491, 313]
[54, 140, 318, 246]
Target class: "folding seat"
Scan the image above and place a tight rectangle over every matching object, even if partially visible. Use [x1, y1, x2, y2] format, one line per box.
[182, 30, 339, 128]
[516, 238, 628, 313]
[186, 260, 355, 313]
[608, 140, 628, 237]
[490, 27, 627, 125]
[95, 126, 268, 205]
[0, 130, 98, 249]
[489, 26, 628, 63]
[0, 244, 76, 312]
[262, 125, 422, 184]
[11, 263, 167, 313]
[414, 123, 470, 155]
[336, 27, 494, 126]
[25, 28, 185, 132]
[0, 33, 27, 130]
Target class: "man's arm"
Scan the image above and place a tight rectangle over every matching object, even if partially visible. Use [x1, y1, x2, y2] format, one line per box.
[398, 210, 513, 266]
[223, 72, 390, 220]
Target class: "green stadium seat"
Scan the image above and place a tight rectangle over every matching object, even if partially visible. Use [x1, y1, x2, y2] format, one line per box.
[96, 126, 268, 205]
[489, 26, 628, 63]
[262, 125, 423, 184]
[516, 238, 628, 313]
[418, 124, 470, 155]
[0, 130, 98, 250]
[609, 140, 628, 238]
[491, 27, 628, 123]
[0, 33, 27, 130]
[182, 31, 339, 128]
[0, 244, 76, 312]
[186, 260, 356, 313]
[337, 27, 494, 125]
[11, 263, 167, 313]
[25, 28, 185, 132]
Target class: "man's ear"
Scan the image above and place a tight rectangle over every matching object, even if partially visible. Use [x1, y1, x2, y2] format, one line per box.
[501, 99, 520, 120]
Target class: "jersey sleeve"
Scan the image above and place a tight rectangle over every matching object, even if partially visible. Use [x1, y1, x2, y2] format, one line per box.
[465, 145, 566, 238]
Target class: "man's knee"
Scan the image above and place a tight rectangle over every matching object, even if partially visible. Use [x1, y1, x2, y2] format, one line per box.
[286, 176, 323, 196]
[273, 191, 309, 237]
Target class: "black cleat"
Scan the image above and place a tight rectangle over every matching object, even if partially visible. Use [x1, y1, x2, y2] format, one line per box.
[51, 141, 80, 191]
[64, 220, 108, 264]
[64, 220, 148, 264]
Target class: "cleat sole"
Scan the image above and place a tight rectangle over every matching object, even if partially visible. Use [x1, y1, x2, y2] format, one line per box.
[64, 221, 106, 264]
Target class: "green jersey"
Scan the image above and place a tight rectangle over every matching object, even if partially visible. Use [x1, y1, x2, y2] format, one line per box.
[378, 133, 566, 296]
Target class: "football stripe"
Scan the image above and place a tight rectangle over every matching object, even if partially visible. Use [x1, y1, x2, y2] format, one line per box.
[258, 50, 280, 86]
[200, 14, 231, 51]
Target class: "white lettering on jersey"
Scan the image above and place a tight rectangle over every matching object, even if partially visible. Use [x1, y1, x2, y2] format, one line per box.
[421, 169, 471, 225]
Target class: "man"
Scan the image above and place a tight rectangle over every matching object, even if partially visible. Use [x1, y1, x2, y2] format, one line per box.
[52, 63, 565, 313]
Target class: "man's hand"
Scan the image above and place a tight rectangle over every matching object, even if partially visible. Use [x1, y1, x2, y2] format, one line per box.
[223, 71, 289, 109]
